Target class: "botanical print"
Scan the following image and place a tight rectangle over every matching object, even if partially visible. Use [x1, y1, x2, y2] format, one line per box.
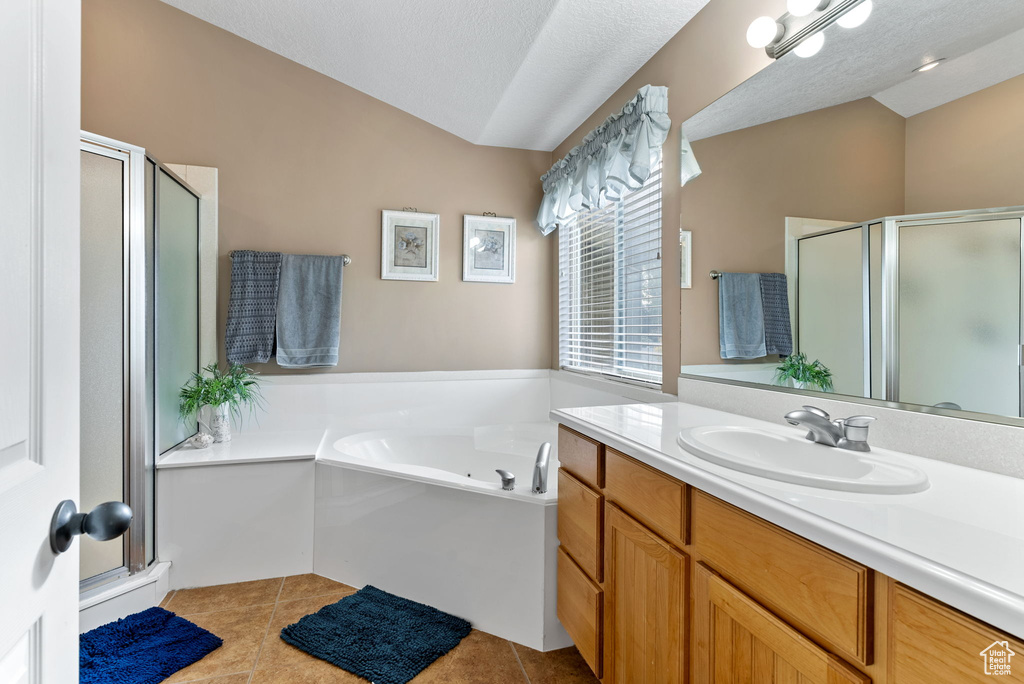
[472, 229, 505, 270]
[394, 225, 428, 268]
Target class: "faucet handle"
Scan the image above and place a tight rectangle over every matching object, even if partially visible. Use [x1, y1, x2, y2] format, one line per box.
[802, 405, 830, 420]
[495, 469, 516, 491]
[839, 415, 875, 452]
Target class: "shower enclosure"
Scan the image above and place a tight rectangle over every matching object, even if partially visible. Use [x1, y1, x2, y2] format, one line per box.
[79, 132, 202, 589]
[792, 207, 1024, 418]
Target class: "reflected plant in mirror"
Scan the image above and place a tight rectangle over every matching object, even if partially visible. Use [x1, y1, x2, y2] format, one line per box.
[774, 353, 833, 393]
[178, 363, 265, 445]
[679, 0, 1024, 425]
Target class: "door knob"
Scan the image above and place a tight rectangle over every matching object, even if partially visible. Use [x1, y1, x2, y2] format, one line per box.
[49, 500, 133, 554]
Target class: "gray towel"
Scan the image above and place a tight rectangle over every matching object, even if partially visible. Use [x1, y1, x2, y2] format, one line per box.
[276, 254, 345, 368]
[718, 273, 767, 359]
[225, 250, 282, 364]
[759, 273, 793, 356]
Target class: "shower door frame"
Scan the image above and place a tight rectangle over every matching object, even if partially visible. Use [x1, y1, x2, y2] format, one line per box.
[80, 132, 205, 593]
[80, 133, 149, 589]
[880, 206, 1024, 417]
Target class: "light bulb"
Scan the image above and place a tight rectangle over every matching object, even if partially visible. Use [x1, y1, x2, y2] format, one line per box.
[787, 0, 820, 17]
[794, 31, 825, 58]
[747, 16, 783, 48]
[837, 0, 872, 28]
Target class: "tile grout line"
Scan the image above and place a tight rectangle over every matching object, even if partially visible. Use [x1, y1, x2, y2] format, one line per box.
[508, 640, 532, 684]
[246, 577, 286, 684]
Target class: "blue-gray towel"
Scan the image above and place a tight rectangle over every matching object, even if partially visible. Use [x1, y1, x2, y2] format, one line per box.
[276, 254, 345, 368]
[759, 273, 793, 356]
[718, 273, 767, 359]
[225, 251, 282, 364]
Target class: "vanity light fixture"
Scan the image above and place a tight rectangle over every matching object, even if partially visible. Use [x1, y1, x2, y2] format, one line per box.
[913, 58, 945, 73]
[747, 0, 871, 60]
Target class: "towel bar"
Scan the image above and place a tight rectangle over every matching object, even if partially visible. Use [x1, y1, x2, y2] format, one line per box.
[710, 270, 722, 279]
[229, 251, 352, 266]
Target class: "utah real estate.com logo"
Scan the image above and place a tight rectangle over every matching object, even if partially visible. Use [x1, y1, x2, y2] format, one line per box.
[980, 641, 1015, 676]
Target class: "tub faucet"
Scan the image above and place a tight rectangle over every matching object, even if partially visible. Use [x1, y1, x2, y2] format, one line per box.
[784, 405, 876, 452]
[495, 469, 515, 491]
[533, 442, 551, 494]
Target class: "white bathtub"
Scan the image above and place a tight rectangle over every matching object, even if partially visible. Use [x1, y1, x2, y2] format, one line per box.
[326, 422, 559, 500]
[314, 421, 570, 650]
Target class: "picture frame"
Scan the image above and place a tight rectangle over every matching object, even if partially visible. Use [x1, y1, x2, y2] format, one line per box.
[463, 214, 516, 283]
[381, 209, 440, 281]
[680, 229, 692, 289]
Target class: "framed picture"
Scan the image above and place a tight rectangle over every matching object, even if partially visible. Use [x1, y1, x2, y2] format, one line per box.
[381, 209, 440, 281]
[680, 229, 693, 289]
[463, 215, 516, 283]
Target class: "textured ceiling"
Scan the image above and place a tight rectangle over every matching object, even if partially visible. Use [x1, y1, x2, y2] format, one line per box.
[685, 0, 1024, 141]
[158, 0, 710, 151]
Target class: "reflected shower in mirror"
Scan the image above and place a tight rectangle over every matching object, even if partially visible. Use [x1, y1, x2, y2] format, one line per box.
[679, 0, 1024, 422]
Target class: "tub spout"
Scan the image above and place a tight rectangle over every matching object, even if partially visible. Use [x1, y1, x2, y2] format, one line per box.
[495, 469, 515, 491]
[532, 442, 551, 494]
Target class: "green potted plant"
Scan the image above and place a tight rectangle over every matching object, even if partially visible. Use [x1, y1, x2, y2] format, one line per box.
[774, 353, 834, 392]
[178, 363, 265, 445]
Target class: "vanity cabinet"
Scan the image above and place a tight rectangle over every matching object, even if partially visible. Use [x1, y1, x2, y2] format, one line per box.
[555, 424, 1021, 684]
[605, 503, 687, 683]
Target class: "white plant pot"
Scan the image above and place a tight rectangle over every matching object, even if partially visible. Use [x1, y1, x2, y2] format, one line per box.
[210, 403, 232, 443]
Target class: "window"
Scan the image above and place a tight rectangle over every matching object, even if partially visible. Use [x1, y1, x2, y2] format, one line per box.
[558, 163, 662, 385]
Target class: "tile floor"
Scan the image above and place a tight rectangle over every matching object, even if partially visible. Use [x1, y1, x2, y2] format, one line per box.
[158, 574, 599, 683]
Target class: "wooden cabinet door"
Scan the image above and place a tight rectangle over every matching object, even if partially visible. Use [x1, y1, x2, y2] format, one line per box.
[605, 504, 687, 684]
[694, 563, 870, 684]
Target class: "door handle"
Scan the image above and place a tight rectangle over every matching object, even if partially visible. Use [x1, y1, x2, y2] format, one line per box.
[49, 500, 133, 554]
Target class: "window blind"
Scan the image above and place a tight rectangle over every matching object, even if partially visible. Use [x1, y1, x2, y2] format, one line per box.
[558, 163, 662, 385]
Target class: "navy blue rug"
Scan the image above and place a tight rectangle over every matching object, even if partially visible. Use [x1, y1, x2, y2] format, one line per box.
[280, 585, 472, 684]
[80, 606, 222, 684]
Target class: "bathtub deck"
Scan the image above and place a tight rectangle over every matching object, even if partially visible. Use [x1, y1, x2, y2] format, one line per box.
[157, 574, 598, 683]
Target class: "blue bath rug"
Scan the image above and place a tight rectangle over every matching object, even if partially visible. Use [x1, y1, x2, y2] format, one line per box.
[280, 585, 472, 684]
[80, 606, 222, 684]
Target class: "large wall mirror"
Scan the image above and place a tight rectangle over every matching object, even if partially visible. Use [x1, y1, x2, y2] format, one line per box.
[679, 0, 1024, 425]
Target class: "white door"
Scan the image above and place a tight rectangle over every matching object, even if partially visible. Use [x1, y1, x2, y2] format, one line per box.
[0, 0, 82, 682]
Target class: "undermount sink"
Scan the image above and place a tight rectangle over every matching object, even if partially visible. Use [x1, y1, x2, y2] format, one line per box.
[676, 425, 930, 494]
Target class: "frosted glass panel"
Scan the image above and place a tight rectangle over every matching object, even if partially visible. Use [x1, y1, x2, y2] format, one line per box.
[798, 228, 866, 396]
[156, 170, 199, 453]
[80, 150, 126, 580]
[898, 219, 1021, 416]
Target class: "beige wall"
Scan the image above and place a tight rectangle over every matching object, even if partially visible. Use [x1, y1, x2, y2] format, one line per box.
[680, 97, 906, 366]
[82, 0, 553, 375]
[550, 0, 788, 393]
[905, 73, 1024, 214]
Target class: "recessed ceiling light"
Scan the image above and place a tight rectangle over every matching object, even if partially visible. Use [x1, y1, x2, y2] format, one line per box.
[913, 58, 946, 73]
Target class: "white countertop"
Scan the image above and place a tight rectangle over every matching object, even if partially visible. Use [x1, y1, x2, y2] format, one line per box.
[552, 401, 1024, 638]
[156, 429, 324, 469]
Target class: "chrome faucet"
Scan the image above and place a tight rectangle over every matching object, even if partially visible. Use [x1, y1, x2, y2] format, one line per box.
[533, 442, 551, 494]
[784, 406, 876, 452]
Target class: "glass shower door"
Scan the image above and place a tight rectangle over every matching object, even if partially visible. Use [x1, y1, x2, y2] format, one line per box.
[896, 218, 1022, 417]
[79, 147, 128, 583]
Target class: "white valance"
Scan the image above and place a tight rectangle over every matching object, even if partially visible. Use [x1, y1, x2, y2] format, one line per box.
[536, 84, 670, 235]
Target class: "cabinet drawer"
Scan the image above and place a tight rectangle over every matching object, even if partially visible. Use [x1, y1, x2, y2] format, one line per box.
[558, 425, 603, 489]
[693, 491, 873, 666]
[694, 563, 869, 684]
[557, 468, 603, 581]
[557, 547, 603, 678]
[604, 448, 687, 547]
[890, 583, 1024, 683]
